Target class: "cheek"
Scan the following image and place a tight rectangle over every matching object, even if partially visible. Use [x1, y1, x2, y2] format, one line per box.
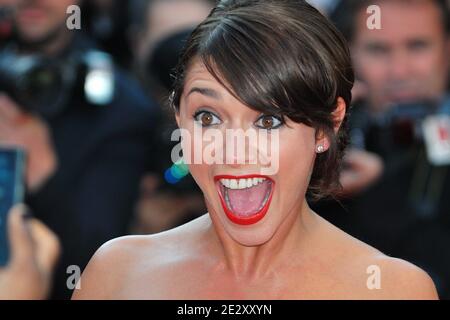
[356, 57, 387, 87]
[352, 47, 387, 87]
[180, 124, 215, 196]
[414, 50, 444, 79]
[187, 163, 210, 194]
[276, 126, 316, 199]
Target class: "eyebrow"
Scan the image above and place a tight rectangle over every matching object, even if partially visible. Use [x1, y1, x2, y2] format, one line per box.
[186, 87, 222, 100]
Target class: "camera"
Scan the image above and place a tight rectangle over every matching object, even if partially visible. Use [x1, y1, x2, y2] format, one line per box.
[0, 48, 75, 118]
[350, 96, 450, 163]
[0, 46, 115, 119]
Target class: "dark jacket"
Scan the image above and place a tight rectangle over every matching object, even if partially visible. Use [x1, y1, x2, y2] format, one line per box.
[24, 33, 160, 299]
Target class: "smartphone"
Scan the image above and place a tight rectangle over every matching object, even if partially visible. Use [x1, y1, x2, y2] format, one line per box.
[0, 147, 26, 267]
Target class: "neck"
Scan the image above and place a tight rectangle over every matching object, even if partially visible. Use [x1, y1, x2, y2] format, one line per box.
[204, 198, 318, 281]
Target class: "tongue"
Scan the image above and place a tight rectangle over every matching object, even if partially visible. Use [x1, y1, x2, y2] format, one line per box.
[226, 180, 271, 217]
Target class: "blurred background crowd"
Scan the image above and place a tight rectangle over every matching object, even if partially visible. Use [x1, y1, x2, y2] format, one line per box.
[0, 0, 448, 300]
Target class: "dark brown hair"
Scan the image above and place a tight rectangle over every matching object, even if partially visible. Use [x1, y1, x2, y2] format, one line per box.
[170, 0, 355, 200]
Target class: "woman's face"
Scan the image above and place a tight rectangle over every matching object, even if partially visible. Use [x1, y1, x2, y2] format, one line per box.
[176, 61, 323, 246]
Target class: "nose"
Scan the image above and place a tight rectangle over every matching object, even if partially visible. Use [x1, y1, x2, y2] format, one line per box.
[222, 123, 259, 167]
[388, 50, 412, 80]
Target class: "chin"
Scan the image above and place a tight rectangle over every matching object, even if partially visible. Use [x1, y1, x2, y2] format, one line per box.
[17, 29, 49, 44]
[210, 201, 280, 247]
[225, 223, 278, 247]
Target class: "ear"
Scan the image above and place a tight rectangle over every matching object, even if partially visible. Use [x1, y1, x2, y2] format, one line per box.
[332, 97, 347, 133]
[315, 97, 347, 152]
[175, 111, 181, 128]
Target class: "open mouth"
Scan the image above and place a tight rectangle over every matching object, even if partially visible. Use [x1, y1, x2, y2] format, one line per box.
[18, 7, 47, 22]
[214, 175, 275, 225]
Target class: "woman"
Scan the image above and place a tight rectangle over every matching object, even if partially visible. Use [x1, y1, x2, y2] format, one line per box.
[73, 0, 438, 299]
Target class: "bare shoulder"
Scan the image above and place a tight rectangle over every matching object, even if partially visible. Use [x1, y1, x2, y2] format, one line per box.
[316, 215, 438, 300]
[71, 235, 154, 299]
[368, 255, 439, 300]
[72, 214, 209, 300]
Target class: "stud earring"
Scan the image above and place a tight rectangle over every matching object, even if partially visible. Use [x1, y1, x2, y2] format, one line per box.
[316, 145, 325, 153]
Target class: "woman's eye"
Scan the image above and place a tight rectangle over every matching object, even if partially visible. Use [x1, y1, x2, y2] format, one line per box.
[193, 110, 222, 127]
[255, 115, 283, 130]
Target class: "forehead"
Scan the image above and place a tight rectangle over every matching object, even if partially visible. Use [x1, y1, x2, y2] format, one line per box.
[182, 59, 233, 98]
[180, 59, 262, 114]
[354, 0, 445, 44]
[184, 60, 215, 84]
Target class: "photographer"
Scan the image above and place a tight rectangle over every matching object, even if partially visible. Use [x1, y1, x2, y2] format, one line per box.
[329, 0, 450, 297]
[0, 0, 160, 299]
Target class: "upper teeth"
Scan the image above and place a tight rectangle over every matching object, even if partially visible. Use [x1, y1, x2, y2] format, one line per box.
[220, 177, 266, 189]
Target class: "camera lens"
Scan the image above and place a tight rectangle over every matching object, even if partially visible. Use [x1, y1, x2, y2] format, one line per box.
[18, 64, 65, 115]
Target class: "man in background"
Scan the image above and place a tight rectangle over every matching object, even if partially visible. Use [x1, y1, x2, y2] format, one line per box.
[330, 0, 450, 297]
[0, 0, 160, 299]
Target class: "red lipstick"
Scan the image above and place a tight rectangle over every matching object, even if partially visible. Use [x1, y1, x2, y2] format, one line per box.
[214, 174, 275, 225]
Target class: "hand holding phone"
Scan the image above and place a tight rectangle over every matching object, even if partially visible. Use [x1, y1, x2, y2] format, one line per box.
[0, 205, 61, 300]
